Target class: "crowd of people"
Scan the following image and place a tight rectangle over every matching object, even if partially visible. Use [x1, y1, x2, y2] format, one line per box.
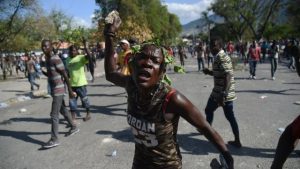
[167, 38, 299, 81]
[1, 37, 298, 85]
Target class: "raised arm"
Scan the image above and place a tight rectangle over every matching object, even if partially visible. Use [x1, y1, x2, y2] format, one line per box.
[103, 23, 127, 87]
[166, 91, 234, 169]
[82, 38, 91, 60]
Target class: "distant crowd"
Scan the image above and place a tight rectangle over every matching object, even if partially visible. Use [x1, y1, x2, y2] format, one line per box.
[0, 40, 106, 81]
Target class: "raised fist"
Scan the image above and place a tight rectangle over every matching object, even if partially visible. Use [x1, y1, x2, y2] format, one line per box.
[103, 10, 122, 37]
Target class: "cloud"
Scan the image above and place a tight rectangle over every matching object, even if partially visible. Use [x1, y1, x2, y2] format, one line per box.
[71, 17, 91, 28]
[164, 0, 214, 25]
[90, 14, 95, 19]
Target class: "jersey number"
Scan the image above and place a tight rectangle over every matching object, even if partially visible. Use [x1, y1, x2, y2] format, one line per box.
[131, 127, 158, 147]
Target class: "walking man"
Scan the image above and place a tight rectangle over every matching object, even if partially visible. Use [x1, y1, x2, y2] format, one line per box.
[26, 55, 40, 91]
[195, 42, 205, 71]
[203, 37, 242, 148]
[247, 41, 261, 79]
[268, 40, 279, 80]
[41, 40, 79, 149]
[178, 45, 186, 67]
[67, 39, 91, 122]
[205, 43, 213, 68]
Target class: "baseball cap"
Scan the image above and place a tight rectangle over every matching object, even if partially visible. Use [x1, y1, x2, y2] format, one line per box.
[120, 39, 130, 46]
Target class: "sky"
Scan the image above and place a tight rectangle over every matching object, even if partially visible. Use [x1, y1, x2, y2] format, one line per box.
[163, 0, 213, 24]
[40, 0, 213, 27]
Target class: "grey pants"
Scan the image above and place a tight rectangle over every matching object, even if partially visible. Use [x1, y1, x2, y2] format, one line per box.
[50, 95, 75, 141]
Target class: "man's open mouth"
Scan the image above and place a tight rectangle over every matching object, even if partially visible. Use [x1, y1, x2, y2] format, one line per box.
[137, 70, 151, 80]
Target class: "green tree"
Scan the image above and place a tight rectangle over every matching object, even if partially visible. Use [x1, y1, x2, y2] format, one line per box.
[31, 15, 57, 40]
[210, 1, 248, 41]
[201, 11, 214, 42]
[210, 0, 283, 40]
[0, 0, 39, 51]
[263, 23, 294, 40]
[286, 0, 300, 37]
[2, 14, 57, 52]
[210, 23, 235, 42]
[94, 0, 181, 43]
[49, 9, 73, 39]
[165, 13, 181, 45]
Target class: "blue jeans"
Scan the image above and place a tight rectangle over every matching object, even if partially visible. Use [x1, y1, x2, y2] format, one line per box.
[288, 56, 295, 69]
[69, 86, 90, 116]
[205, 96, 240, 139]
[249, 60, 257, 76]
[197, 57, 205, 71]
[28, 72, 39, 90]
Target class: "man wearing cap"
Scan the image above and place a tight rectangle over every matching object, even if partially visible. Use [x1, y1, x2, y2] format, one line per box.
[117, 39, 132, 75]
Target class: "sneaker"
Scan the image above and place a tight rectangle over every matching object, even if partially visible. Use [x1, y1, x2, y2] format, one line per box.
[249, 75, 253, 79]
[65, 127, 80, 137]
[272, 77, 275, 80]
[43, 139, 60, 149]
[252, 76, 256, 79]
[44, 94, 51, 98]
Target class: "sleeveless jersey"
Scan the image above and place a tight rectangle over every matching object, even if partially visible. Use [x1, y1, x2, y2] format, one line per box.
[126, 79, 182, 169]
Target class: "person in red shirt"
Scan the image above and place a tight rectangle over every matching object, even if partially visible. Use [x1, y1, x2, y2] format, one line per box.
[227, 41, 234, 57]
[247, 41, 261, 79]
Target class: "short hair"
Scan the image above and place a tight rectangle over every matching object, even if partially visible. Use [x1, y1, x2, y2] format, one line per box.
[41, 39, 52, 44]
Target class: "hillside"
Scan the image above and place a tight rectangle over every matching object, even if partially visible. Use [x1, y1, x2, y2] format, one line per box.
[181, 1, 288, 37]
[181, 14, 223, 36]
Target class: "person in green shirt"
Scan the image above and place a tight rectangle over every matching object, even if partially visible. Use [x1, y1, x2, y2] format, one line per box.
[67, 39, 91, 122]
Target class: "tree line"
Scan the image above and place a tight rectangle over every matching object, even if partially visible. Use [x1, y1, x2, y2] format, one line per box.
[94, 0, 182, 45]
[201, 0, 300, 42]
[0, 0, 99, 53]
[0, 0, 183, 54]
[1, 0, 299, 53]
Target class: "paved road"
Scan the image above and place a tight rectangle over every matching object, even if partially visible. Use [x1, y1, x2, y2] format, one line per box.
[0, 57, 299, 169]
